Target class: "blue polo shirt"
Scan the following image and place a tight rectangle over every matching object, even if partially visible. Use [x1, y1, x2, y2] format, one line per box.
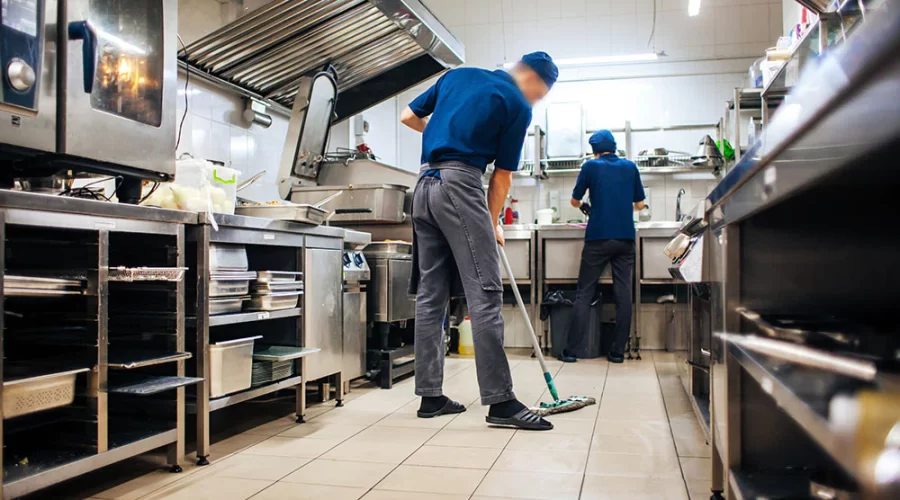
[409, 68, 532, 172]
[573, 155, 646, 241]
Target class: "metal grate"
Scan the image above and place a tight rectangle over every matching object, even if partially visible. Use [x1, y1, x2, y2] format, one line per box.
[181, 0, 428, 108]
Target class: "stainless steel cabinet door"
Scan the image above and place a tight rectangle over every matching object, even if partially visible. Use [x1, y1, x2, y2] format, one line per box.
[304, 248, 343, 381]
[342, 290, 366, 380]
[62, 0, 176, 176]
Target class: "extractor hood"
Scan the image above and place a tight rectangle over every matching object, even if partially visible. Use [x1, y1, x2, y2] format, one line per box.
[179, 0, 464, 120]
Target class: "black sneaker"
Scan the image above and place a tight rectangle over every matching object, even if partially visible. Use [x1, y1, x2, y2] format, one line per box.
[557, 350, 577, 363]
[607, 352, 625, 363]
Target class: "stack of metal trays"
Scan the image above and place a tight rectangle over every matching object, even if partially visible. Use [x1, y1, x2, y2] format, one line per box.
[247, 271, 303, 311]
[250, 360, 294, 386]
[210, 271, 256, 315]
[3, 275, 84, 297]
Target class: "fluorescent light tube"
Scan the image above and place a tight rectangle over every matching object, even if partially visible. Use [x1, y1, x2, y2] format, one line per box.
[501, 52, 662, 69]
[689, 0, 702, 17]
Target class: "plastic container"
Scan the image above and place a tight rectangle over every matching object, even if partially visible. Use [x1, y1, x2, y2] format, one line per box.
[537, 208, 555, 225]
[209, 336, 261, 397]
[458, 317, 474, 357]
[143, 158, 240, 214]
[510, 199, 520, 223]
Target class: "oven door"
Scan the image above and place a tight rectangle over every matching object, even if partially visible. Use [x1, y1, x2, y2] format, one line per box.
[62, 0, 176, 178]
[0, 0, 56, 153]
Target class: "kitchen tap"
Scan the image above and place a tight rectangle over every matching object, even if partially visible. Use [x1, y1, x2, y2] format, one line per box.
[676, 189, 686, 221]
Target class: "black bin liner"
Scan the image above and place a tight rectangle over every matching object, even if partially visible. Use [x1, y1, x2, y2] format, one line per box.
[542, 290, 611, 359]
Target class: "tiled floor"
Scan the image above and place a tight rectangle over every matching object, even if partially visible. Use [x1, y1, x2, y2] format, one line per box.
[67, 350, 713, 500]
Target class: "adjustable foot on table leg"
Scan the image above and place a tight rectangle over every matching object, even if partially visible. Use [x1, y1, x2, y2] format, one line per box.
[169, 465, 183, 473]
[335, 400, 344, 407]
[197, 456, 210, 466]
[296, 415, 306, 424]
[710, 492, 725, 500]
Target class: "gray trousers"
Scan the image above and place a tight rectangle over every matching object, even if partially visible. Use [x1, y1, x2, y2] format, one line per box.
[410, 163, 515, 405]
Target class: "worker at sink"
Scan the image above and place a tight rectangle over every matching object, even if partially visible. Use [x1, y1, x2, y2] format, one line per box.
[558, 130, 646, 364]
[400, 52, 558, 430]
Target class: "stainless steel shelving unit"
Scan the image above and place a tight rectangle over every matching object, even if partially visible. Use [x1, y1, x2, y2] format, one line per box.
[0, 191, 197, 499]
[707, 3, 900, 498]
[188, 214, 344, 466]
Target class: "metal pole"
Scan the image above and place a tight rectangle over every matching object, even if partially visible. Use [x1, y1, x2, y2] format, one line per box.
[97, 230, 109, 453]
[624, 120, 633, 159]
[168, 225, 186, 471]
[195, 225, 211, 465]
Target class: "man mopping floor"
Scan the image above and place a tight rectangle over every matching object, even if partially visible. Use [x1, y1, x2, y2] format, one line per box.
[401, 52, 558, 431]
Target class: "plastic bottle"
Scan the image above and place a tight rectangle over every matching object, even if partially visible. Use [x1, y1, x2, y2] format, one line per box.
[458, 317, 474, 357]
[503, 204, 513, 225]
[510, 199, 520, 224]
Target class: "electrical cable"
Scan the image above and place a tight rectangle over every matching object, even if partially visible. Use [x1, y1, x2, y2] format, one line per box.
[648, 0, 658, 50]
[175, 34, 190, 152]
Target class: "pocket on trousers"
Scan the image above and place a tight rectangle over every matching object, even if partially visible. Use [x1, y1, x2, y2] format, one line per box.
[441, 179, 502, 293]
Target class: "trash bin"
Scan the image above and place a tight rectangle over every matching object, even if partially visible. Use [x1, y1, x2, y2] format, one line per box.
[542, 290, 604, 359]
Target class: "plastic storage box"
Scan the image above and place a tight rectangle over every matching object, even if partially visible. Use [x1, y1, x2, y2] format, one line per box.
[209, 336, 261, 397]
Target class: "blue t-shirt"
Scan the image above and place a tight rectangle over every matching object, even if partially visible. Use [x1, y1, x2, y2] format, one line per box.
[573, 155, 646, 241]
[409, 68, 532, 172]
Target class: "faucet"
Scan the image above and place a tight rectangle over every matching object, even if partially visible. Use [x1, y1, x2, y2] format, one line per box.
[676, 188, 686, 221]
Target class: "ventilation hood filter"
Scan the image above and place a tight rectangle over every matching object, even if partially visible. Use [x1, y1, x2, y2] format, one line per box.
[180, 0, 464, 120]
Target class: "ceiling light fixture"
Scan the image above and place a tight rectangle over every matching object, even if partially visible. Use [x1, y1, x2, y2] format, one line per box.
[688, 0, 702, 17]
[502, 51, 666, 69]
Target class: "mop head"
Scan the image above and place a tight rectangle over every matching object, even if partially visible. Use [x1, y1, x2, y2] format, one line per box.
[533, 396, 597, 416]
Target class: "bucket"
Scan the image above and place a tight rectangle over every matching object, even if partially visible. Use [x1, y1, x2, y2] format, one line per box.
[537, 208, 556, 225]
[458, 317, 474, 357]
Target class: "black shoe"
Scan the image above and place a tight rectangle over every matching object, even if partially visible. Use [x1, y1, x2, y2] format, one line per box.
[557, 350, 577, 363]
[607, 352, 625, 363]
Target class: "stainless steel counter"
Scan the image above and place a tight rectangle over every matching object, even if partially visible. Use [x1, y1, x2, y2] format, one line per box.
[499, 222, 684, 353]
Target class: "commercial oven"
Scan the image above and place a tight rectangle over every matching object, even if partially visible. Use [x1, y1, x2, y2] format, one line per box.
[0, 0, 177, 182]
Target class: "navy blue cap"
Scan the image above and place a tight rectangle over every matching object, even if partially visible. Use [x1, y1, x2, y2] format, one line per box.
[520, 52, 558, 89]
[589, 130, 617, 154]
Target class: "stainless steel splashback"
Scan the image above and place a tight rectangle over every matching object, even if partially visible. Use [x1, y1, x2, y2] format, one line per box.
[178, 0, 464, 119]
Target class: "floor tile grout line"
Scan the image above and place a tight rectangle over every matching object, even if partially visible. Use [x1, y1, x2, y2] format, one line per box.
[466, 354, 569, 500]
[652, 352, 693, 499]
[577, 359, 610, 499]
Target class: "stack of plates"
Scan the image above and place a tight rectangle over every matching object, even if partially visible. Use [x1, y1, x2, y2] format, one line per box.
[251, 360, 294, 386]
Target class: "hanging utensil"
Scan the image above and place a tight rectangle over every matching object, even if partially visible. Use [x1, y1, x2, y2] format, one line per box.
[236, 170, 266, 192]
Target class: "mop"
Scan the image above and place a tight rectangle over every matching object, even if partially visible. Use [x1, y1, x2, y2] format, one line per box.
[499, 245, 597, 416]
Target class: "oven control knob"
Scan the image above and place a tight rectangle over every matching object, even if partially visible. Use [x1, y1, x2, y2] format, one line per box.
[7, 59, 36, 92]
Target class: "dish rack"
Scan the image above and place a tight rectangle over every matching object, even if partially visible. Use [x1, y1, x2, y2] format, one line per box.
[635, 151, 693, 167]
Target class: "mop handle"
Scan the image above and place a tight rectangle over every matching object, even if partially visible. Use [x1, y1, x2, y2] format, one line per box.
[499, 245, 560, 402]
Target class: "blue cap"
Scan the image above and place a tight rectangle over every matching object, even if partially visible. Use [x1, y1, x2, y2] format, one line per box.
[589, 130, 617, 154]
[520, 52, 558, 89]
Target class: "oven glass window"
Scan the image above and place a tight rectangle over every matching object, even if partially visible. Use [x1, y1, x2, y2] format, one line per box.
[89, 0, 163, 127]
[1, 0, 39, 37]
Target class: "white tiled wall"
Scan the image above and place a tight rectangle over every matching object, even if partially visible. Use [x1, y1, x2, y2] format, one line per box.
[174, 76, 289, 203]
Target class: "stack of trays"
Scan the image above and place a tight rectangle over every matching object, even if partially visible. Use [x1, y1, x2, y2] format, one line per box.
[209, 244, 256, 315]
[246, 271, 303, 311]
[250, 359, 294, 386]
[209, 271, 257, 315]
[4, 275, 84, 297]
